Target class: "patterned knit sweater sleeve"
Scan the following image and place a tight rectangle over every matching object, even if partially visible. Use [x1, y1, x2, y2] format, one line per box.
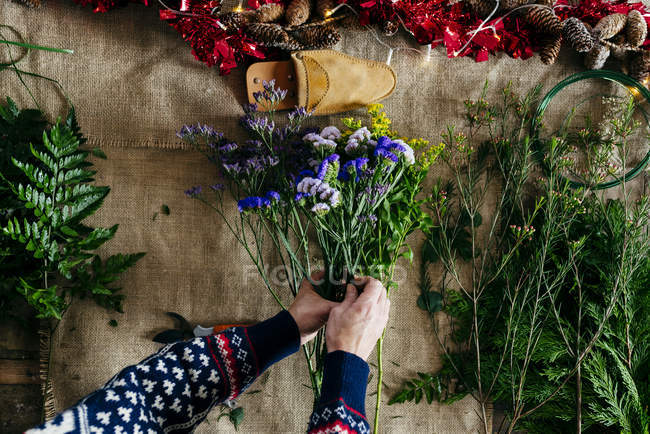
[26, 310, 371, 434]
[26, 310, 300, 434]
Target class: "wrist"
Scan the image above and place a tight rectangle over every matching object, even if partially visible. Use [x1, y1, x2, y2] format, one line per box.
[245, 310, 300, 373]
[318, 350, 369, 416]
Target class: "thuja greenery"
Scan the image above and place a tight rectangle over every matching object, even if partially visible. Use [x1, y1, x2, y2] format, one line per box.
[390, 84, 650, 433]
[0, 97, 144, 321]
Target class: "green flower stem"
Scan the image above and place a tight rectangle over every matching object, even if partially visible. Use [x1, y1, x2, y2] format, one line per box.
[0, 38, 73, 54]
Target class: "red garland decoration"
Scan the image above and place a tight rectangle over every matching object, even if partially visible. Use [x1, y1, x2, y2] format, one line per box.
[73, 0, 148, 13]
[346, 0, 650, 62]
[159, 1, 267, 75]
[73, 0, 650, 69]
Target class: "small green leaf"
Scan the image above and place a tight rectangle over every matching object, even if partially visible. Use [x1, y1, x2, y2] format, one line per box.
[92, 148, 107, 159]
[417, 291, 443, 314]
[161, 204, 170, 215]
[109, 319, 118, 327]
[229, 407, 244, 431]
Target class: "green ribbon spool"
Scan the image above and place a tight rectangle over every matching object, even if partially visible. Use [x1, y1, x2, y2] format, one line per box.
[531, 70, 650, 190]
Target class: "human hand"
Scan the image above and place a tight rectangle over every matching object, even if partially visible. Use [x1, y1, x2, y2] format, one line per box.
[325, 277, 390, 360]
[288, 271, 337, 345]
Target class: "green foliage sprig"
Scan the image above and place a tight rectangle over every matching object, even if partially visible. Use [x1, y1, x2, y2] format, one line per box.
[0, 98, 144, 320]
[391, 83, 650, 434]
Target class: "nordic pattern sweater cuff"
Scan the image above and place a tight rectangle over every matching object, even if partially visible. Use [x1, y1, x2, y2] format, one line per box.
[318, 350, 370, 416]
[245, 310, 300, 373]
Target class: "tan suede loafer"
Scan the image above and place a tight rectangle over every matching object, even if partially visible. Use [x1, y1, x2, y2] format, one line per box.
[246, 49, 396, 115]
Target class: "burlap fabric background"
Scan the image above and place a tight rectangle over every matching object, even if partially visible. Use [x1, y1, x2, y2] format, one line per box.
[1, 1, 594, 432]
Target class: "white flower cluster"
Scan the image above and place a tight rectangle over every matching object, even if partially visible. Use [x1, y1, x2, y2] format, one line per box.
[303, 126, 341, 152]
[345, 127, 377, 154]
[310, 202, 330, 215]
[393, 139, 415, 165]
[297, 177, 340, 212]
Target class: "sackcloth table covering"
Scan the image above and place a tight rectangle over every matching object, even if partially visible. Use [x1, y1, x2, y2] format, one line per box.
[1, 2, 590, 432]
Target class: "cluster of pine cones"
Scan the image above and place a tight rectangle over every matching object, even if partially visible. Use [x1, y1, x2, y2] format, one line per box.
[525, 6, 650, 78]
[219, 0, 343, 51]
[470, 0, 650, 83]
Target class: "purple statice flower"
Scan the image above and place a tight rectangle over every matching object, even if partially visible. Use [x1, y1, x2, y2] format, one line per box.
[350, 127, 372, 142]
[243, 103, 258, 114]
[222, 162, 242, 175]
[252, 80, 288, 106]
[218, 142, 238, 153]
[311, 202, 330, 215]
[295, 169, 315, 186]
[344, 140, 362, 155]
[294, 192, 311, 202]
[184, 185, 202, 197]
[238, 196, 271, 213]
[357, 183, 389, 205]
[287, 106, 310, 123]
[320, 126, 341, 140]
[209, 184, 225, 191]
[304, 132, 323, 143]
[239, 114, 274, 135]
[296, 177, 340, 207]
[374, 147, 399, 163]
[297, 177, 321, 195]
[375, 136, 415, 165]
[177, 124, 197, 139]
[266, 191, 281, 202]
[358, 214, 378, 224]
[340, 158, 370, 181]
[177, 123, 221, 141]
[316, 154, 340, 181]
[393, 139, 415, 165]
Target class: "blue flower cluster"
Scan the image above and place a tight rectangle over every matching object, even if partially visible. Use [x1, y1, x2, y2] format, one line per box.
[237, 191, 281, 213]
[317, 154, 340, 182]
[339, 157, 370, 182]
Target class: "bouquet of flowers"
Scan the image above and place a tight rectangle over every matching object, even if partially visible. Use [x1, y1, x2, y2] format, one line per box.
[178, 81, 442, 431]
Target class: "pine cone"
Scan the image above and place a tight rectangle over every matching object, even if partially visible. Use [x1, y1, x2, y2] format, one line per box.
[316, 0, 336, 18]
[274, 35, 303, 51]
[382, 20, 399, 36]
[628, 51, 650, 81]
[255, 3, 285, 23]
[294, 24, 341, 49]
[286, 0, 312, 26]
[525, 6, 563, 36]
[468, 0, 497, 17]
[593, 13, 626, 40]
[540, 35, 562, 65]
[536, 0, 554, 6]
[584, 43, 610, 69]
[609, 33, 628, 60]
[626, 9, 647, 48]
[562, 17, 595, 52]
[14, 0, 41, 7]
[247, 23, 290, 45]
[500, 0, 528, 10]
[220, 11, 256, 29]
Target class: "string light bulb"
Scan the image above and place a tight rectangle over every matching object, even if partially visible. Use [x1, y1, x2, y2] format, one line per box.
[233, 0, 244, 12]
[325, 3, 346, 17]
